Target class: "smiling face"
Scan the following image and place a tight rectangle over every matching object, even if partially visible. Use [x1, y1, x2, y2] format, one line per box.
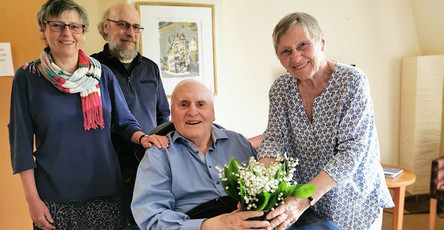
[171, 81, 215, 145]
[40, 10, 85, 62]
[104, 4, 140, 62]
[276, 24, 325, 81]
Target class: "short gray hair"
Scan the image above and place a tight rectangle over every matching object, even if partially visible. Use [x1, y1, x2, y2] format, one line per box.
[37, 0, 89, 32]
[171, 79, 214, 103]
[272, 12, 323, 52]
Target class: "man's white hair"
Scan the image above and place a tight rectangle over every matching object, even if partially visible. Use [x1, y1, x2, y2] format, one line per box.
[171, 79, 215, 103]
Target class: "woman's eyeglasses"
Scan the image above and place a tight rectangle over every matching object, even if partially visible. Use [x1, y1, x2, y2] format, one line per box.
[277, 40, 311, 58]
[106, 19, 144, 33]
[44, 21, 86, 34]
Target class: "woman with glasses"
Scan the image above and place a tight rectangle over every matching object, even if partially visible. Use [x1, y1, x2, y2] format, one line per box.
[257, 12, 394, 229]
[8, 0, 167, 229]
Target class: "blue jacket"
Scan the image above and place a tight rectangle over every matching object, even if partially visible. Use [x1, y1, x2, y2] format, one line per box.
[91, 44, 170, 182]
[91, 44, 170, 134]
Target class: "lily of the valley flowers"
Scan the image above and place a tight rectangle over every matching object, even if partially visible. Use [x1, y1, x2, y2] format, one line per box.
[216, 156, 316, 211]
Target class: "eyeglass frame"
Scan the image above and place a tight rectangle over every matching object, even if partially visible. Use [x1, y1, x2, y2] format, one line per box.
[44, 20, 86, 34]
[276, 40, 313, 58]
[106, 19, 144, 33]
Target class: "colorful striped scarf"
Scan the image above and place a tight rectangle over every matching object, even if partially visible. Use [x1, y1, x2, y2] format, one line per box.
[37, 47, 104, 130]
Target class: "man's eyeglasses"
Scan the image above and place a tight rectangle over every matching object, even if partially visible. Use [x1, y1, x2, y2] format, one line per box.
[44, 21, 86, 34]
[106, 19, 144, 33]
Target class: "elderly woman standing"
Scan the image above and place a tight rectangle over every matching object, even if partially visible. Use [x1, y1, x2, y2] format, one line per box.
[258, 12, 394, 230]
[9, 0, 167, 229]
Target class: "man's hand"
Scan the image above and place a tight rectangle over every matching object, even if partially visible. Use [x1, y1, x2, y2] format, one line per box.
[201, 209, 270, 230]
[141, 134, 169, 149]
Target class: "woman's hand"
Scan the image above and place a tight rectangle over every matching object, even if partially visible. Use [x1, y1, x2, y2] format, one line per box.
[141, 134, 169, 149]
[28, 198, 55, 229]
[265, 196, 309, 230]
[132, 131, 169, 149]
[19, 169, 55, 229]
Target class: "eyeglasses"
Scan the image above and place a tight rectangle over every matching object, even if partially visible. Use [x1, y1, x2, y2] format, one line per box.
[106, 19, 144, 33]
[276, 40, 311, 58]
[44, 21, 86, 34]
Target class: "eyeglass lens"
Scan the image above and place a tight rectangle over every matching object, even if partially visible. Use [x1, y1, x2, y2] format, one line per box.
[46, 21, 85, 33]
[107, 19, 143, 33]
[278, 40, 311, 57]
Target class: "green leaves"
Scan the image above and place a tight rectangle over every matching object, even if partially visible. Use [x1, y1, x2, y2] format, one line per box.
[290, 184, 317, 198]
[221, 157, 241, 202]
[274, 161, 286, 179]
[255, 192, 271, 211]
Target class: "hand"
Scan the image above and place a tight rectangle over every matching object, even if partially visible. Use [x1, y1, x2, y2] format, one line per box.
[27, 198, 55, 230]
[201, 208, 270, 230]
[265, 196, 309, 230]
[141, 134, 169, 149]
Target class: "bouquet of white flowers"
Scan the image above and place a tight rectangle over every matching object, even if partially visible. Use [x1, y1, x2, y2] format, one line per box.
[217, 156, 316, 213]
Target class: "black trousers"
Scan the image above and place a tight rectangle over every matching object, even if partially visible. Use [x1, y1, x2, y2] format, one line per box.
[186, 196, 342, 230]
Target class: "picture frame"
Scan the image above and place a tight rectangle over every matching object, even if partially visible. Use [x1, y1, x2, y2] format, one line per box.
[137, 2, 217, 96]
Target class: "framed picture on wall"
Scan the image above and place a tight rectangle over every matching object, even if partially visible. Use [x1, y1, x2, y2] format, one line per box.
[137, 2, 217, 96]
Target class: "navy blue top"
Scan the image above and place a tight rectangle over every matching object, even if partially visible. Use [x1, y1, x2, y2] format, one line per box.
[9, 62, 142, 202]
[91, 44, 170, 134]
[91, 45, 170, 182]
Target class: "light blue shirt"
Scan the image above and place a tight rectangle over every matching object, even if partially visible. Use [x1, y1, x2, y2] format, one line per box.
[131, 125, 257, 230]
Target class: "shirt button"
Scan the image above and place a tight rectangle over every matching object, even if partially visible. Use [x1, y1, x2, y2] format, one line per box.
[216, 181, 220, 184]
[208, 165, 212, 168]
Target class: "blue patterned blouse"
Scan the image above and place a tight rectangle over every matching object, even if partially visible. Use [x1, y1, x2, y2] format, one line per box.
[258, 62, 394, 229]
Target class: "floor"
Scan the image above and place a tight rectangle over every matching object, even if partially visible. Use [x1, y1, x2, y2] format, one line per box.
[382, 210, 444, 230]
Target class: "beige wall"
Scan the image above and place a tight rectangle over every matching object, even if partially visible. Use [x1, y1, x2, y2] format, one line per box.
[128, 0, 422, 165]
[410, 0, 444, 55]
[1, 0, 442, 228]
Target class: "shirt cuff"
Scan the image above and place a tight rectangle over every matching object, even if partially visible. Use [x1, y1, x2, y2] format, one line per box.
[180, 218, 205, 230]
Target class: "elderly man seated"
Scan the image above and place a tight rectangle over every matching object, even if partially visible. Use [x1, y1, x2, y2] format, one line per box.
[131, 79, 341, 230]
[131, 79, 269, 229]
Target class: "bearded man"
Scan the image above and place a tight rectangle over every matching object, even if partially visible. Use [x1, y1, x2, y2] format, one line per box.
[91, 3, 170, 229]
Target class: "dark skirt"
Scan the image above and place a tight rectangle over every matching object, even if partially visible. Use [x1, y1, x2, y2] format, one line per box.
[33, 194, 125, 230]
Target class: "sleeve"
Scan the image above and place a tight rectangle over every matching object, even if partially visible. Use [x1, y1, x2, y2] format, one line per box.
[155, 68, 170, 126]
[131, 146, 204, 230]
[103, 65, 142, 141]
[257, 77, 292, 159]
[9, 67, 37, 174]
[323, 69, 378, 183]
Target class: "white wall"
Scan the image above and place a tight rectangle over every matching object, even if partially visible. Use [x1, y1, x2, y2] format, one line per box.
[410, 0, 444, 55]
[125, 0, 422, 164]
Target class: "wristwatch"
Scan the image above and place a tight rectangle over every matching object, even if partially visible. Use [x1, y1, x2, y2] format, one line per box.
[307, 196, 316, 206]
